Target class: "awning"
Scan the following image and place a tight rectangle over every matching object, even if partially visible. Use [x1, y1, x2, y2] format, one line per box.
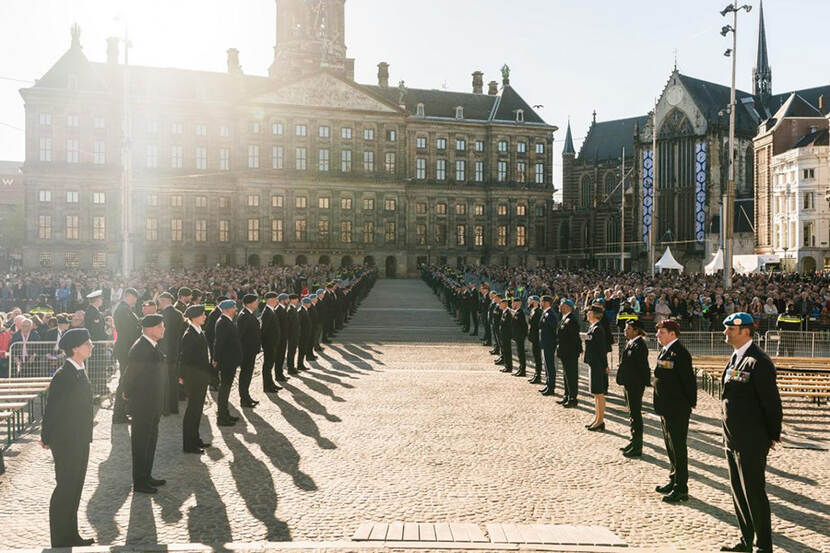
[655, 247, 684, 273]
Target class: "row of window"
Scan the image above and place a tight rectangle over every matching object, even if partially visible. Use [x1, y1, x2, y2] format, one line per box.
[38, 190, 106, 204]
[37, 215, 106, 240]
[38, 113, 106, 129]
[38, 138, 107, 164]
[38, 251, 106, 269]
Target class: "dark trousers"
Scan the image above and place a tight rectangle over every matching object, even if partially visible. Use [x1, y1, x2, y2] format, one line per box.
[482, 315, 491, 344]
[530, 339, 542, 376]
[261, 342, 277, 389]
[312, 324, 323, 350]
[542, 346, 556, 390]
[275, 337, 287, 378]
[130, 413, 160, 485]
[217, 365, 236, 418]
[624, 385, 645, 448]
[49, 441, 90, 547]
[471, 310, 479, 334]
[297, 333, 309, 367]
[238, 354, 256, 401]
[560, 354, 579, 401]
[112, 352, 129, 420]
[183, 371, 209, 450]
[513, 337, 526, 371]
[461, 308, 470, 331]
[492, 325, 501, 353]
[501, 336, 512, 371]
[286, 337, 298, 370]
[726, 448, 772, 550]
[164, 361, 179, 414]
[660, 412, 690, 492]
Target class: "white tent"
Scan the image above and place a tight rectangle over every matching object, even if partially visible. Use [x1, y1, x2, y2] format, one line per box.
[655, 247, 684, 273]
[705, 248, 724, 275]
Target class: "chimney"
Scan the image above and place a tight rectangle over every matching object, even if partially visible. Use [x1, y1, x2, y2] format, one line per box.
[377, 62, 389, 88]
[487, 80, 498, 95]
[472, 71, 484, 94]
[227, 48, 242, 75]
[106, 37, 119, 64]
[819, 95, 826, 115]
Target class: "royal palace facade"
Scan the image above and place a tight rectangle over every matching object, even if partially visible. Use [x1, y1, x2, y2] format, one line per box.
[20, 0, 556, 277]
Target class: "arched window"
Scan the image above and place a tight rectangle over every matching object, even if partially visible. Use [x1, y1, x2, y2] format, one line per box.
[743, 146, 754, 197]
[603, 171, 617, 201]
[606, 216, 620, 247]
[580, 175, 592, 208]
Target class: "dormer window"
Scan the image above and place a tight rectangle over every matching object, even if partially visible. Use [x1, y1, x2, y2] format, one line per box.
[416, 103, 425, 117]
[515, 109, 524, 122]
[455, 106, 464, 120]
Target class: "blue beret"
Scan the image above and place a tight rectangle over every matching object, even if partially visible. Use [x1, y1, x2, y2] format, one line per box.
[316, 289, 325, 295]
[302, 298, 311, 304]
[723, 312, 754, 327]
[218, 299, 237, 310]
[309, 294, 318, 299]
[560, 298, 575, 308]
[59, 328, 90, 351]
[529, 295, 540, 302]
[277, 293, 289, 300]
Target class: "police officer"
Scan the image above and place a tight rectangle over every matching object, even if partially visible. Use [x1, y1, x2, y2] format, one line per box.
[214, 299, 242, 426]
[159, 292, 184, 415]
[123, 314, 167, 494]
[497, 297, 513, 373]
[179, 305, 212, 454]
[41, 328, 95, 547]
[112, 288, 141, 424]
[259, 292, 282, 393]
[511, 297, 528, 377]
[720, 313, 782, 553]
[616, 319, 650, 457]
[527, 296, 543, 384]
[653, 319, 696, 503]
[556, 298, 582, 408]
[775, 303, 801, 356]
[538, 295, 559, 396]
[237, 294, 261, 408]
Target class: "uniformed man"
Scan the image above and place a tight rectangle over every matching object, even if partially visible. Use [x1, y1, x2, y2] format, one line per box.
[468, 283, 479, 336]
[204, 296, 225, 391]
[556, 298, 582, 408]
[190, 289, 203, 307]
[237, 294, 261, 408]
[214, 299, 242, 426]
[274, 293, 290, 381]
[179, 305, 212, 454]
[159, 292, 184, 415]
[31, 294, 55, 318]
[489, 293, 502, 356]
[775, 303, 801, 356]
[719, 312, 782, 553]
[285, 294, 301, 374]
[174, 287, 192, 314]
[112, 288, 141, 424]
[83, 290, 106, 394]
[527, 296, 543, 384]
[480, 284, 492, 346]
[511, 297, 528, 377]
[297, 297, 312, 370]
[616, 319, 650, 457]
[123, 314, 167, 494]
[538, 295, 559, 396]
[308, 293, 321, 359]
[497, 297, 513, 373]
[40, 328, 95, 547]
[141, 299, 158, 316]
[259, 292, 282, 393]
[653, 319, 696, 503]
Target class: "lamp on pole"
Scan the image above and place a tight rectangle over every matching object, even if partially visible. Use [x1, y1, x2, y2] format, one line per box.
[720, 2, 752, 290]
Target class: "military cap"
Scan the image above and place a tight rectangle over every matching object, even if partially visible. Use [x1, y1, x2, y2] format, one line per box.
[242, 294, 258, 304]
[625, 318, 645, 332]
[541, 295, 554, 304]
[264, 291, 278, 299]
[218, 299, 237, 310]
[723, 312, 754, 327]
[158, 292, 174, 301]
[178, 287, 192, 297]
[529, 295, 540, 302]
[310, 294, 318, 299]
[191, 289, 203, 297]
[123, 288, 139, 298]
[656, 319, 681, 335]
[288, 293, 299, 300]
[589, 304, 605, 315]
[316, 288, 325, 295]
[85, 290, 103, 299]
[141, 314, 164, 327]
[560, 298, 575, 308]
[511, 297, 522, 303]
[59, 328, 91, 352]
[184, 304, 205, 319]
[302, 297, 312, 305]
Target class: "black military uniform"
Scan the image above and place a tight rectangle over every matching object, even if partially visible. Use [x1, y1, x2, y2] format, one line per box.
[297, 300, 312, 370]
[204, 299, 223, 390]
[556, 302, 582, 407]
[539, 301, 559, 395]
[616, 323, 650, 456]
[309, 298, 322, 357]
[214, 305, 242, 424]
[497, 302, 513, 373]
[113, 297, 141, 422]
[274, 297, 290, 379]
[467, 286, 479, 335]
[259, 294, 281, 392]
[41, 330, 94, 548]
[160, 300, 184, 414]
[236, 296, 262, 407]
[528, 302, 542, 383]
[480, 288, 492, 346]
[653, 330, 696, 502]
[721, 313, 783, 553]
[285, 297, 300, 374]
[584, 317, 609, 395]
[178, 308, 212, 453]
[511, 303, 528, 377]
[489, 298, 502, 356]
[123, 320, 166, 493]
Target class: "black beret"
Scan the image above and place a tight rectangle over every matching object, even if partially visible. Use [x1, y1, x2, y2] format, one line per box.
[625, 318, 645, 331]
[123, 288, 139, 297]
[141, 314, 164, 327]
[242, 294, 258, 304]
[158, 292, 174, 301]
[178, 287, 192, 297]
[185, 304, 205, 319]
[541, 295, 554, 304]
[289, 293, 299, 300]
[264, 292, 278, 299]
[59, 328, 90, 351]
[590, 304, 605, 315]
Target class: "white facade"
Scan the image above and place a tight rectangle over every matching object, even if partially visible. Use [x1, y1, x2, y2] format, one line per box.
[770, 142, 830, 273]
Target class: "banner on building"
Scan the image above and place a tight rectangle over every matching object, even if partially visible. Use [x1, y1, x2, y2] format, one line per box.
[694, 141, 707, 243]
[642, 150, 653, 244]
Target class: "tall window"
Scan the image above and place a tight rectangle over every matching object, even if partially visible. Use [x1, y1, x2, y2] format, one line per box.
[171, 122, 183, 135]
[516, 204, 526, 216]
[416, 158, 426, 179]
[171, 145, 183, 168]
[38, 215, 52, 239]
[341, 127, 353, 139]
[363, 128, 375, 140]
[498, 140, 508, 153]
[295, 147, 307, 170]
[145, 217, 158, 241]
[248, 145, 260, 168]
[436, 159, 446, 180]
[295, 124, 307, 137]
[295, 219, 307, 240]
[416, 224, 426, 245]
[474, 225, 484, 246]
[416, 136, 427, 149]
[39, 138, 52, 161]
[475, 140, 485, 152]
[437, 138, 447, 150]
[364, 221, 375, 243]
[416, 202, 427, 215]
[272, 122, 284, 135]
[455, 160, 466, 182]
[318, 148, 330, 171]
[196, 146, 207, 169]
[475, 204, 484, 216]
[219, 148, 230, 170]
[516, 161, 527, 183]
[319, 125, 330, 138]
[364, 151, 375, 172]
[434, 223, 447, 245]
[295, 195, 307, 208]
[272, 194, 284, 208]
[436, 202, 447, 215]
[64, 252, 79, 268]
[316, 217, 328, 241]
[66, 191, 78, 203]
[39, 113, 51, 126]
[66, 114, 79, 128]
[340, 220, 352, 243]
[219, 220, 230, 242]
[455, 203, 466, 215]
[517, 142, 527, 154]
[272, 145, 284, 169]
[516, 225, 527, 246]
[92, 192, 105, 204]
[196, 197, 210, 210]
[247, 218, 260, 241]
[385, 152, 396, 173]
[497, 161, 507, 182]
[456, 138, 466, 151]
[384, 221, 396, 243]
[66, 139, 79, 163]
[385, 198, 397, 211]
[38, 190, 51, 202]
[195, 124, 207, 136]
[341, 149, 352, 172]
[497, 225, 507, 246]
[171, 219, 183, 241]
[535, 163, 544, 184]
[247, 194, 259, 207]
[93, 141, 106, 164]
[318, 196, 330, 209]
[535, 143, 545, 154]
[271, 219, 283, 242]
[195, 219, 207, 242]
[474, 160, 484, 182]
[497, 204, 507, 216]
[65, 215, 79, 240]
[340, 197, 352, 210]
[456, 224, 466, 246]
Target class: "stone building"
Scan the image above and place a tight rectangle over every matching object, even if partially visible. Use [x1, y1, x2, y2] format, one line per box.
[0, 161, 24, 270]
[19, 1, 556, 277]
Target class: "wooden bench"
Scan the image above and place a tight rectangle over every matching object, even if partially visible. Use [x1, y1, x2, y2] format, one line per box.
[0, 379, 50, 475]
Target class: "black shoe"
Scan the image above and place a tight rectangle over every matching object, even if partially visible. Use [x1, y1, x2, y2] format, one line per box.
[662, 490, 689, 503]
[540, 389, 555, 396]
[297, 365, 309, 371]
[557, 397, 569, 405]
[719, 542, 751, 552]
[499, 367, 512, 373]
[489, 349, 498, 355]
[655, 482, 674, 494]
[134, 483, 158, 494]
[528, 376, 541, 384]
[183, 447, 205, 454]
[587, 423, 605, 432]
[623, 448, 642, 458]
[619, 444, 632, 451]
[322, 339, 332, 344]
[148, 477, 166, 487]
[469, 332, 477, 336]
[275, 375, 288, 382]
[75, 537, 95, 547]
[217, 417, 236, 426]
[564, 401, 578, 408]
[287, 369, 298, 375]
[264, 385, 282, 393]
[513, 371, 526, 377]
[314, 346, 323, 352]
[241, 399, 258, 408]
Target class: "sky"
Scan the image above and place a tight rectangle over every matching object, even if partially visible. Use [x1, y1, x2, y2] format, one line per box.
[2, 0, 829, 191]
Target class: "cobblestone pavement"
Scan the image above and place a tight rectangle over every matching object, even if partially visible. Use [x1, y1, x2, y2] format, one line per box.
[0, 279, 827, 552]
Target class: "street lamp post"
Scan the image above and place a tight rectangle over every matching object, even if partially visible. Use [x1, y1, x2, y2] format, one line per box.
[720, 3, 752, 290]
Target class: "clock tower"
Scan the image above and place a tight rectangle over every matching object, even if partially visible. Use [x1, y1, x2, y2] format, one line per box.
[268, 0, 354, 80]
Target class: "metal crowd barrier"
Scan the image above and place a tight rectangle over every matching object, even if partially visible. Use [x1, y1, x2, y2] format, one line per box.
[7, 340, 117, 397]
[763, 331, 830, 358]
